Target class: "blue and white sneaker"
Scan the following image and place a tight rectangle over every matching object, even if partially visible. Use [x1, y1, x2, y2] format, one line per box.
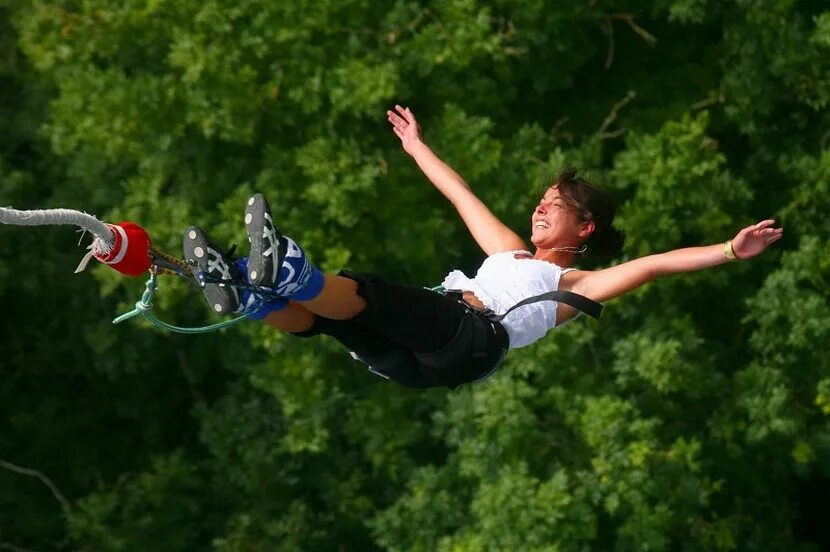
[233, 257, 288, 319]
[244, 193, 284, 287]
[244, 192, 326, 301]
[183, 226, 242, 315]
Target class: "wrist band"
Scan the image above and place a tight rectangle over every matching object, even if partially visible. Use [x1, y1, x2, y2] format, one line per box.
[723, 240, 738, 261]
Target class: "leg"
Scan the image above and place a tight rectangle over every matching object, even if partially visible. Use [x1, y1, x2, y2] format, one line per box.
[242, 194, 366, 320]
[241, 194, 452, 348]
[293, 274, 367, 320]
[297, 271, 510, 389]
[291, 309, 436, 388]
[262, 302, 315, 333]
[331, 271, 468, 354]
[283, 270, 464, 351]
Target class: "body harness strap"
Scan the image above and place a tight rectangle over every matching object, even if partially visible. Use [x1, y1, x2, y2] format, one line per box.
[439, 288, 603, 321]
[486, 289, 602, 321]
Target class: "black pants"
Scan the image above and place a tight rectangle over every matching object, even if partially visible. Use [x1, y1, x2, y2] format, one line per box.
[293, 271, 509, 389]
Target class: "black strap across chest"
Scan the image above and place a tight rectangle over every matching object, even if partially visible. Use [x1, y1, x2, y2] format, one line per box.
[487, 289, 602, 321]
[444, 288, 603, 321]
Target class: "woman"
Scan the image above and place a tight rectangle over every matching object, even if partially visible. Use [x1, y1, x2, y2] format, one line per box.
[183, 105, 783, 389]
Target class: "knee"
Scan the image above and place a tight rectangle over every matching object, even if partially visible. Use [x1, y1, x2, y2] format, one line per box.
[263, 304, 315, 333]
[312, 274, 368, 320]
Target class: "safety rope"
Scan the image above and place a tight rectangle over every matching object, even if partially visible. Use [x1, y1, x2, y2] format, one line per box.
[113, 270, 247, 333]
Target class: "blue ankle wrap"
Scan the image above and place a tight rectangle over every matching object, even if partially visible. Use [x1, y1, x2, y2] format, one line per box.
[234, 258, 288, 320]
[274, 237, 324, 301]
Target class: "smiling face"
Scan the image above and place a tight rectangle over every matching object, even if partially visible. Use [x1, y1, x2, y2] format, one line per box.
[530, 186, 595, 250]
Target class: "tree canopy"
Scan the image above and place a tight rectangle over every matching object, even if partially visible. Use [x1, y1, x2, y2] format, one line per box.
[1, 0, 829, 550]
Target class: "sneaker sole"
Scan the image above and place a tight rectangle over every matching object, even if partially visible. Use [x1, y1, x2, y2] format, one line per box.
[182, 226, 240, 315]
[245, 193, 283, 286]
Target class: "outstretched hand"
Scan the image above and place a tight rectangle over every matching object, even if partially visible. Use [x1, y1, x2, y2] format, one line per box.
[387, 104, 422, 155]
[731, 219, 783, 260]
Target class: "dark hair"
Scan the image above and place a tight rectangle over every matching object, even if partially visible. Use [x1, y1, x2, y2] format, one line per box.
[550, 168, 625, 258]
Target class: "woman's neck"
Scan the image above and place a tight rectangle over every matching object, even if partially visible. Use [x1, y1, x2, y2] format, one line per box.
[532, 248, 575, 267]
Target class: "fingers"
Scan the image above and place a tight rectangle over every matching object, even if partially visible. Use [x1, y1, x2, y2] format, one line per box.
[742, 220, 783, 249]
[387, 104, 420, 144]
[740, 220, 769, 233]
[739, 219, 781, 239]
[731, 219, 784, 258]
[759, 228, 782, 238]
[387, 104, 416, 127]
[751, 221, 783, 239]
[764, 227, 783, 241]
[395, 104, 416, 124]
[387, 110, 407, 130]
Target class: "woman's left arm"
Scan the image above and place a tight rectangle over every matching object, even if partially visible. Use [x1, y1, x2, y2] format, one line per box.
[563, 220, 783, 304]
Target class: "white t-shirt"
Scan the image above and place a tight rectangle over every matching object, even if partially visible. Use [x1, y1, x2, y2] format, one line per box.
[441, 250, 571, 349]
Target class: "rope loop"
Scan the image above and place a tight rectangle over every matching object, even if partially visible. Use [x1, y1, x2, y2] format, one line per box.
[136, 280, 155, 311]
[113, 276, 248, 334]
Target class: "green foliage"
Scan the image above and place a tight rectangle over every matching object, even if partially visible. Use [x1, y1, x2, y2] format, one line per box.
[371, 465, 469, 552]
[611, 112, 751, 256]
[657, 0, 711, 24]
[2, 0, 830, 550]
[66, 452, 206, 551]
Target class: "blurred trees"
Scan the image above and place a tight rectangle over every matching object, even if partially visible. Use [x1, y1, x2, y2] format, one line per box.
[1, 0, 828, 550]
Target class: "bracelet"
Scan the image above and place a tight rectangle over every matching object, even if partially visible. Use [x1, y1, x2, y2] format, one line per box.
[723, 240, 738, 261]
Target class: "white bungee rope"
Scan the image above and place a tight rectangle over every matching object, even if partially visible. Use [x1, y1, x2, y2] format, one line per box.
[0, 206, 116, 263]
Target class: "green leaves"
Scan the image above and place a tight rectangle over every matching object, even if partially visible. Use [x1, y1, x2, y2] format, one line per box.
[746, 236, 830, 368]
[66, 451, 206, 551]
[3, 0, 830, 549]
[370, 465, 468, 552]
[611, 316, 706, 395]
[611, 112, 751, 256]
[329, 60, 399, 116]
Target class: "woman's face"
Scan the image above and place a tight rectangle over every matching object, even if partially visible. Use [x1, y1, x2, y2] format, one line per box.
[530, 186, 594, 249]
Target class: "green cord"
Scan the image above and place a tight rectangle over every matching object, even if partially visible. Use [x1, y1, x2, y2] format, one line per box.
[113, 278, 445, 335]
[113, 277, 247, 334]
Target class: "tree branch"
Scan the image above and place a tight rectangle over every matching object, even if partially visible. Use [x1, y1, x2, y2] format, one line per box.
[386, 8, 431, 45]
[602, 17, 615, 70]
[0, 459, 71, 511]
[691, 91, 725, 111]
[610, 13, 657, 45]
[596, 90, 637, 139]
[549, 116, 572, 144]
[0, 542, 36, 552]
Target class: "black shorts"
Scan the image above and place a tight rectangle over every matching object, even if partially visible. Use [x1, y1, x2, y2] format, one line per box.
[293, 270, 510, 389]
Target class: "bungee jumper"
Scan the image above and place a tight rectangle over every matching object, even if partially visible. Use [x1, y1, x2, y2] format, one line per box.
[179, 105, 783, 389]
[0, 105, 783, 389]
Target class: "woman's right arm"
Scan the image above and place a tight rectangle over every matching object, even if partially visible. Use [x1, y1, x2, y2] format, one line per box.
[387, 105, 527, 256]
[560, 220, 783, 306]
